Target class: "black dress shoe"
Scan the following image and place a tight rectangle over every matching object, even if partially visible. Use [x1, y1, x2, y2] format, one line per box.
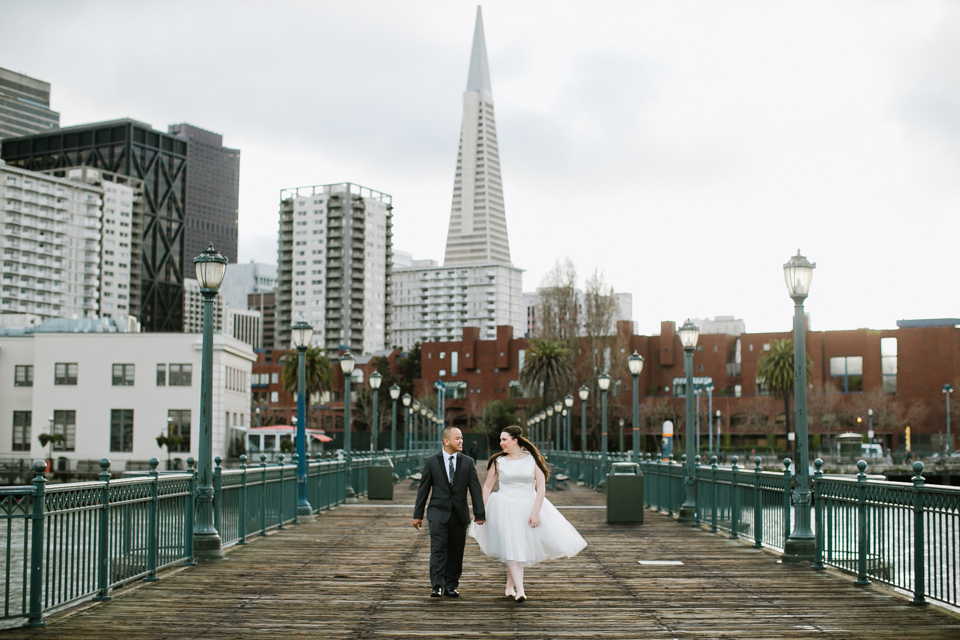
[443, 589, 460, 598]
[431, 587, 443, 597]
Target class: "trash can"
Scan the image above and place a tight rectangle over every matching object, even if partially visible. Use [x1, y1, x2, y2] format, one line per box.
[368, 456, 395, 500]
[606, 462, 644, 524]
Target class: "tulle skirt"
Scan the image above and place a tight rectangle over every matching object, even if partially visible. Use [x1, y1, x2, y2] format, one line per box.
[468, 491, 587, 567]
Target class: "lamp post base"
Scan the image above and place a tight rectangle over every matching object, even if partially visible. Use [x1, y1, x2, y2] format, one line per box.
[194, 532, 225, 561]
[345, 487, 358, 504]
[781, 537, 815, 564]
[677, 504, 696, 524]
[297, 504, 316, 523]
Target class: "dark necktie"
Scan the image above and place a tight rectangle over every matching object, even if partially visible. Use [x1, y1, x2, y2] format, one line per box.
[448, 455, 455, 483]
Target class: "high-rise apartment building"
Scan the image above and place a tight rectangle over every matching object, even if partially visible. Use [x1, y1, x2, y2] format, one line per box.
[167, 124, 240, 264]
[276, 183, 392, 355]
[1, 119, 188, 332]
[0, 68, 60, 140]
[1, 163, 104, 318]
[390, 7, 522, 349]
[248, 291, 276, 351]
[443, 6, 510, 265]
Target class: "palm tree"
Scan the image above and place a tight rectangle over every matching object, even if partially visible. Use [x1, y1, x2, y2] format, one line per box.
[281, 347, 335, 426]
[520, 338, 576, 409]
[756, 339, 814, 454]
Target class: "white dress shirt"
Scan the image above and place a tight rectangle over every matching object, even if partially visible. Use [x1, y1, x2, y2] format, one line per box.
[442, 450, 457, 483]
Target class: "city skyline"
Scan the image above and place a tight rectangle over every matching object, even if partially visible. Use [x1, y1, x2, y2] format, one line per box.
[2, 1, 958, 335]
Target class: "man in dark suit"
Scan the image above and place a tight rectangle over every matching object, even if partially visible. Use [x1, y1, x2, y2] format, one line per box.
[413, 426, 485, 598]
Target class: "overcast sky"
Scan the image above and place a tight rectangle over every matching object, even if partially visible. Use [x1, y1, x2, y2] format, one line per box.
[3, 1, 958, 336]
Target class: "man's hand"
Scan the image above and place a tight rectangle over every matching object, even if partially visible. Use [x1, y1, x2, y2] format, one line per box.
[474, 518, 485, 525]
[412, 519, 422, 530]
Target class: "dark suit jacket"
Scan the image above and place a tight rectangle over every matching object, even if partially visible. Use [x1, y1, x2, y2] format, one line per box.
[414, 451, 485, 525]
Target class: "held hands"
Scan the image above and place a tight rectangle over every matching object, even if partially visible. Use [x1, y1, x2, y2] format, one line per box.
[474, 518, 485, 525]
[528, 513, 540, 528]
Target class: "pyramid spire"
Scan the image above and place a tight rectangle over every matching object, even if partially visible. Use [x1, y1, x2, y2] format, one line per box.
[466, 6, 492, 96]
[443, 5, 511, 266]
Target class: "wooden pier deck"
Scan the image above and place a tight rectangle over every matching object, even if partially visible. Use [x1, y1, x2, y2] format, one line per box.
[7, 473, 958, 639]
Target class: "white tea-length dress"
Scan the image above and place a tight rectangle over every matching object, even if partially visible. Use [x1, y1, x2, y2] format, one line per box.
[469, 454, 587, 567]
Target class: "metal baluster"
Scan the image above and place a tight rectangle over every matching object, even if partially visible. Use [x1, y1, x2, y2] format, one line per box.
[259, 454, 267, 536]
[238, 455, 247, 545]
[93, 458, 112, 601]
[730, 456, 740, 540]
[213, 456, 223, 538]
[710, 455, 718, 533]
[753, 457, 763, 548]
[693, 456, 701, 526]
[24, 461, 47, 628]
[278, 454, 286, 529]
[184, 458, 197, 566]
[813, 458, 824, 569]
[144, 459, 160, 582]
[782, 458, 792, 546]
[855, 460, 870, 585]
[911, 462, 926, 606]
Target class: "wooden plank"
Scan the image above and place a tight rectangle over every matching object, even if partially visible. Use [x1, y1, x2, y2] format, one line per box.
[6, 471, 959, 639]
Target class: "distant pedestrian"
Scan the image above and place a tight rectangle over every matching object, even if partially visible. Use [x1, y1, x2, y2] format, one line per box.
[467, 441, 479, 460]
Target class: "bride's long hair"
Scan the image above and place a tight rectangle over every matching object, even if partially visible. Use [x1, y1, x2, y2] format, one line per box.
[487, 425, 550, 480]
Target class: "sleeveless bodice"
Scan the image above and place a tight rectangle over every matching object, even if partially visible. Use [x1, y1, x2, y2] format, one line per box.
[496, 455, 535, 499]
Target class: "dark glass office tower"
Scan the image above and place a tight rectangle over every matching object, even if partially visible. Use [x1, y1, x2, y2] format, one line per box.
[0, 67, 60, 140]
[1, 119, 186, 331]
[168, 123, 240, 264]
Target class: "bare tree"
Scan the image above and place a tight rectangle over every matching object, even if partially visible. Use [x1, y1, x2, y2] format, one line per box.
[534, 258, 579, 351]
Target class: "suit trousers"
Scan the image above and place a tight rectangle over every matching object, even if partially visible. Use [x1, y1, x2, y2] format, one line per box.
[429, 512, 467, 591]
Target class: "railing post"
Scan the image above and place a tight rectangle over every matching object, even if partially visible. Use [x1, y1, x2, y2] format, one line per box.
[259, 454, 267, 536]
[855, 460, 870, 585]
[213, 456, 223, 537]
[782, 458, 792, 545]
[278, 454, 286, 529]
[710, 455, 718, 533]
[93, 458, 112, 601]
[656, 454, 663, 512]
[24, 460, 47, 629]
[183, 457, 197, 566]
[238, 455, 248, 545]
[812, 458, 825, 570]
[144, 458, 160, 582]
[693, 455, 701, 526]
[910, 461, 926, 606]
[730, 456, 740, 540]
[753, 456, 763, 548]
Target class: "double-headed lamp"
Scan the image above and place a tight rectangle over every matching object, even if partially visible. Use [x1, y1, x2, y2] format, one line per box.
[783, 250, 816, 298]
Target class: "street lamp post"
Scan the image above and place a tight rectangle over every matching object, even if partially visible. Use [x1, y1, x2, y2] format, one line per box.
[564, 395, 574, 453]
[944, 385, 953, 454]
[578, 385, 589, 484]
[340, 352, 357, 502]
[706, 381, 714, 456]
[782, 250, 816, 564]
[597, 374, 611, 490]
[546, 406, 555, 450]
[390, 384, 401, 479]
[369, 371, 382, 452]
[716, 410, 721, 454]
[554, 401, 563, 451]
[677, 319, 700, 524]
[628, 352, 644, 457]
[192, 243, 228, 559]
[412, 400, 421, 449]
[419, 406, 428, 446]
[291, 320, 314, 520]
[618, 418, 625, 454]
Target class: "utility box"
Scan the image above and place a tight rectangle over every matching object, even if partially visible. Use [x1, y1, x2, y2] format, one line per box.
[368, 457, 395, 500]
[606, 462, 644, 524]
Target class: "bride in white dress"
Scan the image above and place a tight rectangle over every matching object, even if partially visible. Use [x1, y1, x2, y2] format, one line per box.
[469, 425, 587, 602]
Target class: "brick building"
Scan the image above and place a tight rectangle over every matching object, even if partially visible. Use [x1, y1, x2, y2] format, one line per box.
[414, 319, 960, 455]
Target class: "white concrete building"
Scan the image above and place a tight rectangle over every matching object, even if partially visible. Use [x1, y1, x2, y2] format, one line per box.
[0, 326, 255, 472]
[183, 278, 261, 349]
[217, 261, 276, 310]
[392, 260, 522, 349]
[522, 289, 634, 338]
[1, 163, 104, 319]
[276, 182, 392, 356]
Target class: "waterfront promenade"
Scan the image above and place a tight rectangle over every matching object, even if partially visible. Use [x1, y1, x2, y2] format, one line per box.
[6, 476, 957, 639]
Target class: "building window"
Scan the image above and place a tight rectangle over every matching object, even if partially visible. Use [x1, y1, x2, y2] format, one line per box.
[112, 364, 135, 386]
[12, 411, 31, 451]
[157, 364, 167, 386]
[508, 380, 523, 399]
[54, 363, 78, 385]
[170, 364, 193, 386]
[14, 365, 33, 387]
[168, 409, 191, 452]
[110, 409, 134, 452]
[270, 391, 279, 403]
[881, 338, 897, 394]
[447, 381, 467, 399]
[52, 410, 76, 451]
[451, 352, 459, 376]
[830, 356, 863, 393]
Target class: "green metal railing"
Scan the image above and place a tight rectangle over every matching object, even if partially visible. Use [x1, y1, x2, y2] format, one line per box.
[1, 449, 432, 627]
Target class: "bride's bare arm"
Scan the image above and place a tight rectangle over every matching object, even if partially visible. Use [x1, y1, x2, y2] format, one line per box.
[481, 460, 497, 507]
[529, 465, 546, 528]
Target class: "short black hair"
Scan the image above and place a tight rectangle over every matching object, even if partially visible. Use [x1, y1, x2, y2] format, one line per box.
[441, 426, 460, 441]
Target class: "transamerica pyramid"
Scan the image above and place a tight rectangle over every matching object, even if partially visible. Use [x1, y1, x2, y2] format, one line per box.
[443, 5, 512, 266]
